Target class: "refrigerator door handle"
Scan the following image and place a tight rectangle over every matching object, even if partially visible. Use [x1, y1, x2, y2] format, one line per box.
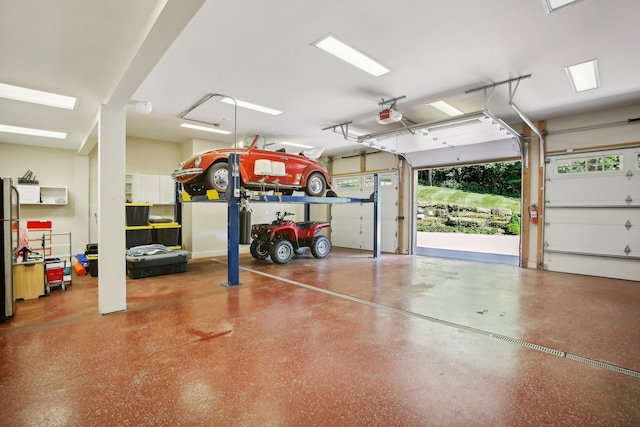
[11, 185, 19, 253]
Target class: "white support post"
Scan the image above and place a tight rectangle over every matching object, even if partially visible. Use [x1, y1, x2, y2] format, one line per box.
[98, 103, 127, 314]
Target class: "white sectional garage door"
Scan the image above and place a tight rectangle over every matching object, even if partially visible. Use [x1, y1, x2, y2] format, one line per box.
[330, 172, 399, 253]
[544, 147, 640, 281]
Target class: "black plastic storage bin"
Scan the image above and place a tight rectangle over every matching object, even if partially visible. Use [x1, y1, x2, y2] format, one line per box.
[151, 222, 181, 247]
[87, 255, 98, 277]
[126, 203, 152, 226]
[126, 250, 188, 279]
[125, 226, 152, 249]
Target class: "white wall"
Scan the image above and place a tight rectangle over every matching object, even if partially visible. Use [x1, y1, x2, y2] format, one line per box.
[0, 142, 89, 257]
[546, 104, 640, 151]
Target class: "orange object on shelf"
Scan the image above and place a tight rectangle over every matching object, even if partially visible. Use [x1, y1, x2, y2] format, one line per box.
[74, 261, 86, 276]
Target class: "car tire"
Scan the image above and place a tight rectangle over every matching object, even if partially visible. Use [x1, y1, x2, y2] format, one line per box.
[311, 235, 331, 259]
[250, 239, 270, 260]
[205, 162, 229, 193]
[270, 239, 294, 264]
[305, 172, 326, 197]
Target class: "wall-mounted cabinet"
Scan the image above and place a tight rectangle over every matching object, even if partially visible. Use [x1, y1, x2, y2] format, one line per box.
[16, 185, 68, 205]
[125, 174, 174, 205]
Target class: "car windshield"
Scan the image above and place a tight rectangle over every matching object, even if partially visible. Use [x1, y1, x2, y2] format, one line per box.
[230, 135, 326, 160]
[232, 135, 266, 150]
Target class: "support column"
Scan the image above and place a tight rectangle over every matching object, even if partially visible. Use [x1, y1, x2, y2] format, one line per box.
[373, 173, 381, 258]
[224, 153, 241, 286]
[98, 103, 127, 314]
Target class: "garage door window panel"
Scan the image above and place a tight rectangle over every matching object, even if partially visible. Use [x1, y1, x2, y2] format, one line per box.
[555, 154, 622, 175]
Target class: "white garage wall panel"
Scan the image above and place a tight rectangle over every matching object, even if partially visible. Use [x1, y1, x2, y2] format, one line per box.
[330, 172, 398, 253]
[544, 147, 640, 281]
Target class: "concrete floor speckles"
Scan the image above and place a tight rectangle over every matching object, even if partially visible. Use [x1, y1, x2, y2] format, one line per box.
[1, 248, 639, 426]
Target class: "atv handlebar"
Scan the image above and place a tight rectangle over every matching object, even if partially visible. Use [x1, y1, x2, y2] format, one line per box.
[274, 211, 295, 223]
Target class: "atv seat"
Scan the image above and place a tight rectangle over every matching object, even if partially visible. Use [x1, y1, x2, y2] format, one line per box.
[296, 222, 316, 230]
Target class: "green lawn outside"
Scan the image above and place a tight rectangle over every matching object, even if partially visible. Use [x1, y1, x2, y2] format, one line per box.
[417, 185, 521, 214]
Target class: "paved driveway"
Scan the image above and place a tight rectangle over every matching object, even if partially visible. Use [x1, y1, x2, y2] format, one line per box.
[417, 232, 520, 256]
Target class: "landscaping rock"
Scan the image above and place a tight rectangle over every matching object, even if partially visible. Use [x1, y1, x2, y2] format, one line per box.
[446, 217, 483, 227]
[491, 208, 513, 217]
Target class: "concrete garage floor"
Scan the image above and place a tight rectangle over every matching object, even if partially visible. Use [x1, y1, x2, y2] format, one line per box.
[1, 248, 639, 426]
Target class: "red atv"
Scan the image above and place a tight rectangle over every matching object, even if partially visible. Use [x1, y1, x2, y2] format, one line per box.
[250, 211, 331, 264]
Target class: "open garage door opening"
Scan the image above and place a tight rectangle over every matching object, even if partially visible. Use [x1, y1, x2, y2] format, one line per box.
[414, 161, 522, 265]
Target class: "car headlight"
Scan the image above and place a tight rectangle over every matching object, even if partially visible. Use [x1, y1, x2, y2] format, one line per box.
[194, 155, 202, 168]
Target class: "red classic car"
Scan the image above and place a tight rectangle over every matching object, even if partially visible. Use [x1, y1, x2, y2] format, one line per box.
[171, 135, 332, 197]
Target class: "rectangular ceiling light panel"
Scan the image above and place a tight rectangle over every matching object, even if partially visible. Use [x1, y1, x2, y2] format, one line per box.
[180, 123, 232, 135]
[0, 83, 77, 110]
[429, 101, 464, 117]
[541, 0, 581, 13]
[0, 124, 67, 139]
[312, 35, 390, 77]
[565, 59, 599, 92]
[220, 97, 282, 115]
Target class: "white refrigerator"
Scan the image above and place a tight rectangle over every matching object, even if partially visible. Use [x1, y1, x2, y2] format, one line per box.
[1, 177, 19, 322]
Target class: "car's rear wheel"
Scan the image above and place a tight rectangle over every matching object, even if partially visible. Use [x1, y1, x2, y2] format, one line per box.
[311, 235, 331, 258]
[270, 239, 294, 264]
[205, 162, 229, 193]
[305, 172, 326, 197]
[250, 239, 270, 260]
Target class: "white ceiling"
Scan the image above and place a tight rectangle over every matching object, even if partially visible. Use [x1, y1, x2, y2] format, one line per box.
[1, 0, 639, 158]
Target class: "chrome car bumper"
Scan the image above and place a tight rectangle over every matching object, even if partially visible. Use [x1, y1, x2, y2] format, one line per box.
[171, 167, 203, 179]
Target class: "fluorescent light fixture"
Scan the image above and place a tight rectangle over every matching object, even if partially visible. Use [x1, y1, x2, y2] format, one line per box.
[311, 34, 390, 77]
[427, 118, 482, 132]
[278, 141, 314, 149]
[0, 124, 67, 139]
[541, 0, 581, 13]
[0, 82, 76, 109]
[220, 97, 282, 115]
[180, 123, 232, 135]
[429, 101, 464, 116]
[565, 59, 599, 92]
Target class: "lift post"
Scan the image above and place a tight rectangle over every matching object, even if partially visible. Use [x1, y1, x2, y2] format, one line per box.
[224, 153, 242, 286]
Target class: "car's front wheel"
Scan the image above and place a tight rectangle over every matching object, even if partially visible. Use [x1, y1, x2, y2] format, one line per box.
[305, 172, 326, 197]
[204, 162, 229, 193]
[250, 239, 270, 260]
[270, 239, 294, 264]
[311, 235, 331, 258]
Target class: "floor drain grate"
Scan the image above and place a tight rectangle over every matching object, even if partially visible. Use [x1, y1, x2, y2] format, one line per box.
[490, 334, 566, 357]
[565, 354, 640, 379]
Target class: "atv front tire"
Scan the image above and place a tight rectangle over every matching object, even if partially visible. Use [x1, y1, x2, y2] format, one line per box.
[270, 239, 294, 264]
[250, 239, 270, 260]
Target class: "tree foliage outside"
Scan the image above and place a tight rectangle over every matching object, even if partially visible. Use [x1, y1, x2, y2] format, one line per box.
[418, 161, 521, 198]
